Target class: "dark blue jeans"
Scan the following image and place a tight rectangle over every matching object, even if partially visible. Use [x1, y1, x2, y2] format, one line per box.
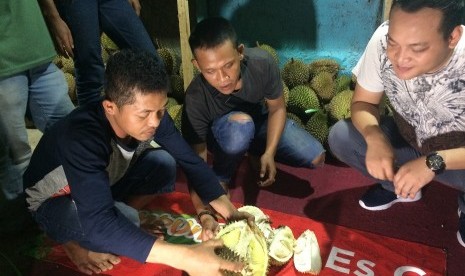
[32, 149, 176, 244]
[55, 0, 157, 105]
[328, 117, 465, 212]
[208, 111, 325, 183]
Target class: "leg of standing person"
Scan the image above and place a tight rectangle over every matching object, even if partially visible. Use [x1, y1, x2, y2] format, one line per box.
[28, 62, 75, 132]
[99, 0, 157, 56]
[208, 112, 255, 192]
[55, 0, 104, 106]
[0, 73, 32, 201]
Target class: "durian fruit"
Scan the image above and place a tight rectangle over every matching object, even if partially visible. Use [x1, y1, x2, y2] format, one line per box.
[287, 85, 320, 118]
[256, 42, 279, 65]
[281, 58, 310, 89]
[166, 97, 179, 109]
[308, 58, 339, 78]
[53, 55, 62, 69]
[268, 226, 295, 266]
[64, 72, 76, 103]
[238, 205, 273, 241]
[60, 57, 75, 75]
[216, 220, 269, 276]
[335, 74, 352, 93]
[380, 94, 394, 116]
[305, 110, 330, 144]
[169, 74, 185, 103]
[157, 47, 180, 75]
[167, 104, 183, 132]
[101, 46, 110, 65]
[310, 71, 336, 103]
[293, 230, 322, 275]
[286, 113, 304, 127]
[101, 33, 119, 53]
[327, 89, 354, 121]
[215, 246, 245, 276]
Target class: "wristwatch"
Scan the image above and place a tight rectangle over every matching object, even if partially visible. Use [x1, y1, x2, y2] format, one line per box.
[426, 152, 446, 174]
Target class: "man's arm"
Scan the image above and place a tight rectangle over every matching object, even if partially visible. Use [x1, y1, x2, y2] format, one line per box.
[258, 95, 286, 186]
[38, 0, 74, 58]
[351, 83, 396, 181]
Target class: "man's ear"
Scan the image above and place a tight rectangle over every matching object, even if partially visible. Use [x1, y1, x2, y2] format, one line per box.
[191, 58, 200, 71]
[102, 99, 117, 115]
[237, 44, 245, 59]
[449, 25, 463, 48]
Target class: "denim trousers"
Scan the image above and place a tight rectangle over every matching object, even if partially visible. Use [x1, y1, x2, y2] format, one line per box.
[208, 111, 325, 183]
[328, 117, 465, 212]
[0, 62, 74, 201]
[55, 0, 157, 106]
[31, 149, 176, 245]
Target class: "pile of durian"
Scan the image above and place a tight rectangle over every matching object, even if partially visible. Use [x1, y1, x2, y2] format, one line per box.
[215, 205, 322, 275]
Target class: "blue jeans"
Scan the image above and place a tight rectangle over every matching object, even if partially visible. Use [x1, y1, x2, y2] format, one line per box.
[32, 149, 176, 244]
[55, 0, 157, 106]
[208, 111, 325, 183]
[0, 62, 74, 201]
[328, 117, 465, 212]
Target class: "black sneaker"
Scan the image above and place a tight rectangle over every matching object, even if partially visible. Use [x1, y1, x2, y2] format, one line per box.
[359, 184, 422, 211]
[457, 209, 465, 248]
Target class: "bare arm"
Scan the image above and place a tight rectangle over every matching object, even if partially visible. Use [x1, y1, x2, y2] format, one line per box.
[38, 0, 74, 58]
[258, 95, 286, 187]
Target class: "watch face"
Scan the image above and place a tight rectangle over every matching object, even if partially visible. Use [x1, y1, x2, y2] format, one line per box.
[427, 154, 445, 171]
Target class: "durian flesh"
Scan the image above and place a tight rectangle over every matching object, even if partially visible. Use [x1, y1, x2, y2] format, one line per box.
[293, 230, 322, 274]
[216, 220, 269, 276]
[268, 225, 295, 266]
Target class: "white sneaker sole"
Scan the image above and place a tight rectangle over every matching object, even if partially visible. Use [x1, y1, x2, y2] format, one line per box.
[359, 191, 422, 211]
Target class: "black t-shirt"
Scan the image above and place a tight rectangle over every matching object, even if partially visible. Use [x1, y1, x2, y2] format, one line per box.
[182, 47, 283, 144]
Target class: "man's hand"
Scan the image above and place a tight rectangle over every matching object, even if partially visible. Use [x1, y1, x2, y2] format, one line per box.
[393, 157, 434, 199]
[257, 152, 276, 187]
[127, 0, 141, 16]
[47, 17, 74, 58]
[365, 133, 396, 181]
[227, 210, 255, 228]
[198, 213, 220, 241]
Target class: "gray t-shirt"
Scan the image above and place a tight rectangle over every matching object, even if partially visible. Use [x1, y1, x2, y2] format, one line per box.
[353, 21, 465, 154]
[182, 47, 283, 144]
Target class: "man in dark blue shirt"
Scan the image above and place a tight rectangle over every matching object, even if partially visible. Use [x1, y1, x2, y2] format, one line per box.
[24, 49, 252, 275]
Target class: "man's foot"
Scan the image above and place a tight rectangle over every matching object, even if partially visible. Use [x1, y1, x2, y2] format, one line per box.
[457, 209, 465, 248]
[359, 184, 422, 211]
[63, 241, 120, 275]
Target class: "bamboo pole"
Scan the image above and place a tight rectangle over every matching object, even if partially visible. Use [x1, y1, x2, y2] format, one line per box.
[177, 0, 194, 90]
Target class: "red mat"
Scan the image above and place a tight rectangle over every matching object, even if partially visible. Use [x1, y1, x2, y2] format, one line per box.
[33, 192, 446, 275]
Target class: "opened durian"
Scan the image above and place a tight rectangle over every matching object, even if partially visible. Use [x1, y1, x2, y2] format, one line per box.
[268, 226, 295, 266]
[293, 230, 322, 275]
[238, 205, 273, 241]
[216, 220, 269, 276]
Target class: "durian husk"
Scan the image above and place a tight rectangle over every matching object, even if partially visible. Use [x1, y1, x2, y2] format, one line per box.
[237, 205, 274, 241]
[268, 225, 295, 266]
[293, 230, 322, 275]
[216, 220, 269, 276]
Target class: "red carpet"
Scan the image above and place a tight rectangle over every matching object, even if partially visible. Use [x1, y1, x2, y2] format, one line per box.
[31, 192, 445, 275]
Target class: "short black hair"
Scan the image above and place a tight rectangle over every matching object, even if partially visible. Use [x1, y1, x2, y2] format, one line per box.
[188, 17, 238, 57]
[104, 49, 168, 108]
[390, 0, 464, 39]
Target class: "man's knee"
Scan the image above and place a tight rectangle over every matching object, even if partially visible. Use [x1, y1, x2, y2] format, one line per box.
[218, 113, 254, 155]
